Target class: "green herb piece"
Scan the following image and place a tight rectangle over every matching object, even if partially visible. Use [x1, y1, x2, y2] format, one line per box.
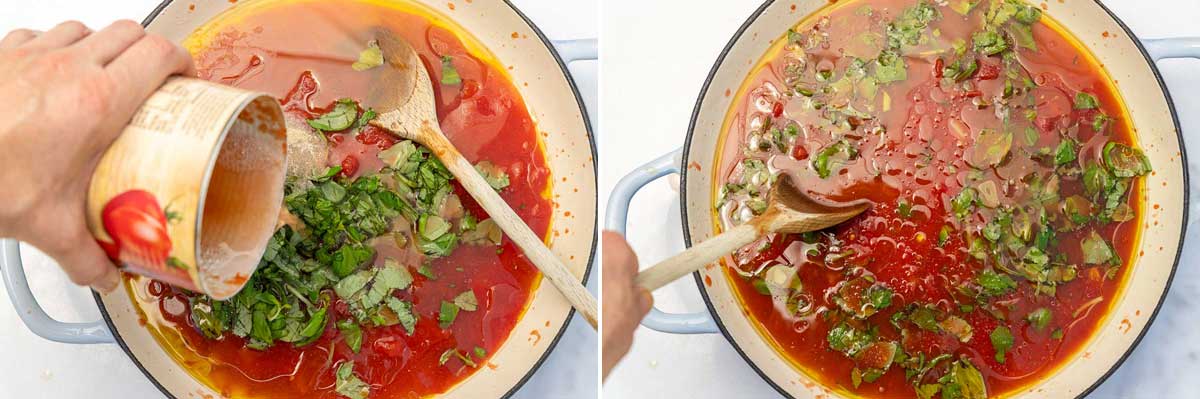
[331, 243, 374, 278]
[1014, 3, 1042, 24]
[952, 188, 978, 219]
[977, 269, 1016, 296]
[1102, 142, 1152, 177]
[1007, 22, 1037, 50]
[438, 300, 460, 329]
[875, 50, 908, 83]
[751, 278, 770, 295]
[908, 306, 941, 331]
[886, 1, 940, 49]
[1052, 329, 1064, 340]
[419, 215, 452, 241]
[982, 220, 1002, 241]
[1083, 165, 1112, 197]
[897, 199, 913, 218]
[937, 359, 987, 399]
[454, 290, 478, 312]
[944, 57, 979, 82]
[812, 140, 858, 179]
[334, 260, 414, 325]
[1063, 195, 1093, 224]
[990, 326, 1014, 363]
[1081, 230, 1115, 265]
[1093, 114, 1111, 132]
[1054, 139, 1078, 166]
[969, 129, 1013, 168]
[337, 320, 363, 353]
[972, 30, 1008, 55]
[474, 346, 487, 358]
[938, 225, 952, 247]
[307, 98, 358, 131]
[418, 264, 437, 280]
[440, 55, 462, 85]
[827, 322, 876, 357]
[916, 383, 942, 399]
[787, 29, 804, 44]
[474, 161, 511, 191]
[189, 296, 228, 340]
[335, 361, 370, 399]
[352, 40, 384, 71]
[1027, 308, 1052, 331]
[1074, 92, 1100, 110]
[950, 0, 978, 15]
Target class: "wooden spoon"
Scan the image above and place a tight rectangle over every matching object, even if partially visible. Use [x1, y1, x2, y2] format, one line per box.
[365, 29, 598, 328]
[635, 174, 870, 291]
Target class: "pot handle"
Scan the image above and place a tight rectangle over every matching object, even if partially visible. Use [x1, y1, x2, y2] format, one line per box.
[605, 149, 720, 334]
[1, 239, 114, 344]
[1142, 37, 1200, 226]
[551, 39, 598, 63]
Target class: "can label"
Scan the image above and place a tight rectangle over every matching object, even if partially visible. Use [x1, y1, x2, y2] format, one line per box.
[87, 77, 287, 298]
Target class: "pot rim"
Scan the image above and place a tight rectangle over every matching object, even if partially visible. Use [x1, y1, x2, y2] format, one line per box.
[90, 1, 599, 398]
[677, 0, 1189, 398]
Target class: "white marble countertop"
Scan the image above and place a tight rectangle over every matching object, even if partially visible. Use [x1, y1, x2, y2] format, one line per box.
[599, 0, 1200, 398]
[0, 0, 597, 398]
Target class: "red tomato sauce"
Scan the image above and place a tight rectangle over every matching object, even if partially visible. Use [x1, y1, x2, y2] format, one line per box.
[714, 1, 1144, 397]
[126, 1, 552, 398]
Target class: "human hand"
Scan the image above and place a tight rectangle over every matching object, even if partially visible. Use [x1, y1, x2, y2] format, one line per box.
[601, 231, 652, 379]
[0, 20, 194, 292]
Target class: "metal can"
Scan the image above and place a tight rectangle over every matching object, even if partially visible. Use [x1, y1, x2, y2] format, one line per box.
[86, 77, 286, 299]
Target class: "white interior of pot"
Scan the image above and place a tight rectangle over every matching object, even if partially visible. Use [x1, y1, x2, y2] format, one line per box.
[683, 1, 1185, 398]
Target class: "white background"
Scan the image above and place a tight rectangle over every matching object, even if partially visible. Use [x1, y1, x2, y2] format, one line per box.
[0, 0, 597, 398]
[600, 0, 1200, 398]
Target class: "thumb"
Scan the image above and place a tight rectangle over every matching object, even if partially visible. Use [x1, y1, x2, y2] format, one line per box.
[635, 288, 653, 316]
[44, 226, 122, 293]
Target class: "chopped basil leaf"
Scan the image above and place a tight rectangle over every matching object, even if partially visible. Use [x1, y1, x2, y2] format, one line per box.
[969, 129, 1012, 168]
[474, 160, 511, 191]
[440, 55, 462, 85]
[454, 290, 478, 312]
[1081, 230, 1115, 264]
[352, 40, 384, 71]
[990, 326, 1013, 363]
[1054, 139, 1077, 166]
[1102, 142, 1152, 177]
[938, 359, 987, 399]
[307, 98, 358, 131]
[1027, 308, 1052, 331]
[335, 361, 370, 399]
[1074, 92, 1099, 110]
[827, 322, 876, 357]
[972, 30, 1008, 55]
[337, 320, 363, 353]
[438, 300, 460, 329]
[977, 269, 1016, 296]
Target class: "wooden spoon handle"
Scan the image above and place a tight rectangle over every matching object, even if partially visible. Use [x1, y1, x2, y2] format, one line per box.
[635, 224, 761, 291]
[421, 127, 599, 329]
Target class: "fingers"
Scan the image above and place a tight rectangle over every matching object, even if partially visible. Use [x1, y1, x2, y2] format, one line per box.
[104, 33, 195, 130]
[25, 20, 91, 50]
[45, 228, 121, 293]
[0, 28, 39, 49]
[72, 20, 145, 65]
